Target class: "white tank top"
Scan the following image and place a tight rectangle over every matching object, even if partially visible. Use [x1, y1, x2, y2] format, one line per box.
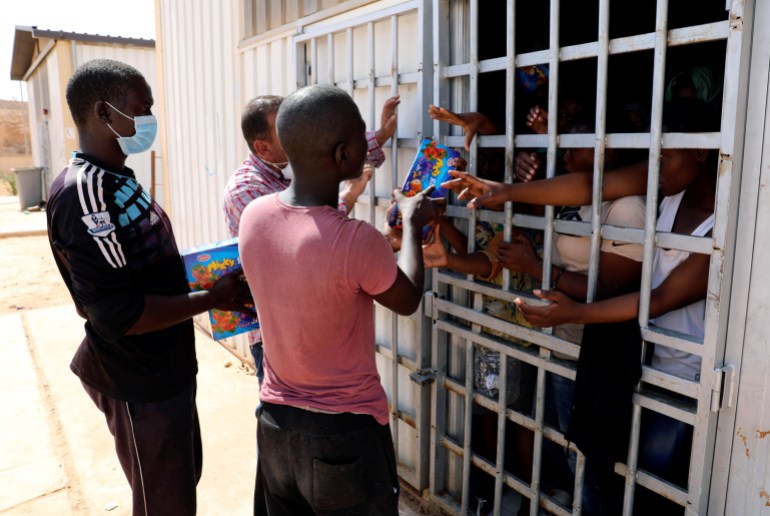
[650, 191, 714, 381]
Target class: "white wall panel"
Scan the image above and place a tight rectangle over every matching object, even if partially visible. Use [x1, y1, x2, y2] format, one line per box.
[159, 0, 247, 355]
[26, 75, 42, 170]
[242, 36, 296, 98]
[397, 12, 419, 76]
[43, 54, 66, 177]
[159, 0, 242, 249]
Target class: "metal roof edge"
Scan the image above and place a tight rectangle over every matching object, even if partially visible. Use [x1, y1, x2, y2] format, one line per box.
[10, 26, 35, 80]
[30, 28, 155, 48]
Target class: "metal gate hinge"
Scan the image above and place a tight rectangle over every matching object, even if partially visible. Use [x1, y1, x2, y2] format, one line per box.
[423, 291, 437, 319]
[711, 364, 736, 412]
[410, 368, 437, 386]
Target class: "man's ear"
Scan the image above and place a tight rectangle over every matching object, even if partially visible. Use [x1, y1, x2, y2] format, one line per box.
[94, 101, 112, 124]
[253, 139, 271, 160]
[334, 141, 348, 168]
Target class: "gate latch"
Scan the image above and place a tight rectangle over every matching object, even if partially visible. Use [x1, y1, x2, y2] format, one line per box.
[423, 291, 437, 319]
[711, 364, 736, 412]
[410, 368, 437, 386]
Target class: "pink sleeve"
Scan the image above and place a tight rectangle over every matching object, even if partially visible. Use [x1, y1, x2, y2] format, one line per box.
[348, 222, 398, 295]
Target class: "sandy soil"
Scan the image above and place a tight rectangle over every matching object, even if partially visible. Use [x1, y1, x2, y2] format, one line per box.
[0, 235, 73, 315]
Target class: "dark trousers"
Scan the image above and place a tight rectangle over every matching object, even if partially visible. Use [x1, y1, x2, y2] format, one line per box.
[255, 402, 399, 516]
[82, 380, 202, 516]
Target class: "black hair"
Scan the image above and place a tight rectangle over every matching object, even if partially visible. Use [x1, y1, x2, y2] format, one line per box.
[241, 95, 283, 153]
[276, 85, 362, 161]
[663, 97, 721, 172]
[65, 59, 145, 126]
[662, 97, 721, 133]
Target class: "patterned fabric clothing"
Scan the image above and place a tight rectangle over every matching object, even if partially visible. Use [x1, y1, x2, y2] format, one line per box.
[475, 221, 542, 340]
[223, 131, 386, 345]
[472, 221, 542, 403]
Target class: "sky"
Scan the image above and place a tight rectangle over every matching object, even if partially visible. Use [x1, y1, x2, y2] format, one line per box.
[2, 0, 156, 101]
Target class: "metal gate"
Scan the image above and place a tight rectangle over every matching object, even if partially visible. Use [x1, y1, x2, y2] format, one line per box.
[289, 0, 751, 512]
[426, 0, 749, 515]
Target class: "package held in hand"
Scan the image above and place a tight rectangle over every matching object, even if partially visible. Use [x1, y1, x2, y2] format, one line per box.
[387, 138, 463, 239]
[181, 237, 259, 341]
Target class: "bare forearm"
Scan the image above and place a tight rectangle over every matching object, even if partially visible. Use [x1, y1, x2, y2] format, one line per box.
[573, 291, 641, 324]
[504, 173, 594, 206]
[398, 221, 426, 296]
[438, 218, 469, 252]
[446, 252, 493, 277]
[497, 160, 647, 207]
[476, 117, 504, 135]
[126, 292, 216, 335]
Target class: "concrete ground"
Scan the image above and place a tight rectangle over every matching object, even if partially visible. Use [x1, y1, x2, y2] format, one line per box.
[0, 195, 424, 516]
[1, 308, 258, 515]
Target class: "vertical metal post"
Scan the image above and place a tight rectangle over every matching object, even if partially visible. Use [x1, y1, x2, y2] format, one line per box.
[586, 0, 611, 304]
[690, 0, 747, 512]
[430, 2, 451, 501]
[388, 14, 402, 468]
[310, 37, 318, 85]
[327, 33, 334, 85]
[346, 27, 354, 96]
[528, 2, 561, 515]
[390, 15, 400, 190]
[368, 22, 377, 226]
[501, 0, 516, 291]
[460, 340, 475, 515]
[624, 0, 669, 513]
[493, 355, 509, 515]
[466, 0, 479, 256]
[19, 82, 29, 155]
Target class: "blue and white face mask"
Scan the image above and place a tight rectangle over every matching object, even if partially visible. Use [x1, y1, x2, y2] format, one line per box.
[104, 101, 157, 155]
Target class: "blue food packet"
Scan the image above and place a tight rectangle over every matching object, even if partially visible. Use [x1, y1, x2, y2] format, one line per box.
[387, 138, 463, 240]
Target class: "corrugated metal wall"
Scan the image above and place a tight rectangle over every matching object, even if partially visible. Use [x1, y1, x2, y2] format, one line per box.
[157, 0, 248, 353]
[158, 0, 243, 248]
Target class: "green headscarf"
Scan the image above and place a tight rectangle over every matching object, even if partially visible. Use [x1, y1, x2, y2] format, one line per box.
[665, 65, 723, 110]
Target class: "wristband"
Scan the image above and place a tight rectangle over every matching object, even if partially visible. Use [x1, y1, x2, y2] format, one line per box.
[337, 197, 348, 215]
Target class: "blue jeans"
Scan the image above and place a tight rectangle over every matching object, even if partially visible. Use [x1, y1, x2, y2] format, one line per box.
[250, 343, 264, 386]
[250, 343, 264, 419]
[638, 410, 692, 486]
[546, 372, 623, 516]
[544, 373, 577, 488]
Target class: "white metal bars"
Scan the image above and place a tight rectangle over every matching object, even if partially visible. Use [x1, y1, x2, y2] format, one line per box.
[427, 0, 737, 514]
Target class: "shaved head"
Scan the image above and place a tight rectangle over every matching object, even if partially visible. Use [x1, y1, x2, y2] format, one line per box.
[276, 85, 365, 165]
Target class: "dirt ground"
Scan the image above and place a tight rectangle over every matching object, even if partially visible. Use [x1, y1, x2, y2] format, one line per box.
[0, 235, 73, 315]
[0, 182, 75, 315]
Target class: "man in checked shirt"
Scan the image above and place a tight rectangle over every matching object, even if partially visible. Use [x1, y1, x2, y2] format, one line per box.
[223, 94, 400, 385]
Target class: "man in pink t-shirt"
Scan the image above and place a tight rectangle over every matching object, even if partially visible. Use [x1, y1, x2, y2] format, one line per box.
[240, 84, 436, 515]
